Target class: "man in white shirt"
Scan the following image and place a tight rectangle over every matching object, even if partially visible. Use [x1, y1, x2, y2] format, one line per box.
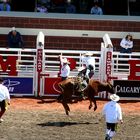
[59, 55, 70, 81]
[0, 78, 10, 123]
[78, 52, 95, 81]
[102, 94, 123, 140]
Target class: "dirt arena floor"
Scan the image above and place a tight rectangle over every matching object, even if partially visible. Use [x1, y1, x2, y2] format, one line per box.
[0, 97, 140, 140]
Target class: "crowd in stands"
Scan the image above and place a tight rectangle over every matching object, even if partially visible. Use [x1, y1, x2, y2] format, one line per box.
[0, 0, 11, 11]
[0, 0, 140, 16]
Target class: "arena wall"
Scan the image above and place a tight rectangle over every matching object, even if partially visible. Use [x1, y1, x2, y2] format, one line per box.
[0, 12, 140, 51]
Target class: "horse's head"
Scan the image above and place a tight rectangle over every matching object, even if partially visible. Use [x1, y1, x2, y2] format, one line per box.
[106, 82, 115, 94]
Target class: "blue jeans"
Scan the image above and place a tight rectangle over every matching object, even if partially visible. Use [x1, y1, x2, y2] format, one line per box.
[120, 47, 132, 53]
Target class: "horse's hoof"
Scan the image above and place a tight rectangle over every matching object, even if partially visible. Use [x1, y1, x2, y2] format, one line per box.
[94, 107, 97, 111]
[89, 105, 92, 110]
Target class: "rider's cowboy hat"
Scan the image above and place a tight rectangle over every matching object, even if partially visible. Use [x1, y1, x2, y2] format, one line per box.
[78, 66, 85, 72]
[62, 58, 70, 64]
[83, 52, 93, 56]
[110, 94, 120, 102]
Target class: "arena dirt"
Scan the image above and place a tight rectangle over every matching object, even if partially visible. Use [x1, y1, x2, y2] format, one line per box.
[0, 98, 140, 140]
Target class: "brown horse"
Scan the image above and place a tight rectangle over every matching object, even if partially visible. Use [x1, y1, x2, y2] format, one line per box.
[57, 78, 114, 115]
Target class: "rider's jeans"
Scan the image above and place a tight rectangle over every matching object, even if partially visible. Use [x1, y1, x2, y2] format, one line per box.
[85, 69, 90, 79]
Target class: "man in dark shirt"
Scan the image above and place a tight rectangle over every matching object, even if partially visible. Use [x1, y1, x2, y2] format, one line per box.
[8, 27, 24, 48]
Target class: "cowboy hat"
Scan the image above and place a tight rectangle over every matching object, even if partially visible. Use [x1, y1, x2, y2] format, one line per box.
[78, 66, 85, 72]
[62, 58, 70, 64]
[11, 27, 16, 31]
[83, 52, 93, 56]
[110, 94, 120, 102]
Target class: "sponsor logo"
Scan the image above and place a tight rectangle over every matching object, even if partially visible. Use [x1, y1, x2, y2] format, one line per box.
[114, 80, 140, 97]
[115, 85, 140, 94]
[106, 51, 112, 76]
[37, 49, 43, 72]
[3, 79, 20, 92]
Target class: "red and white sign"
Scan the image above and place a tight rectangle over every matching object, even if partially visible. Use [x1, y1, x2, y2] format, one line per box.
[37, 49, 43, 72]
[0, 55, 18, 76]
[44, 77, 61, 95]
[106, 51, 112, 77]
[36, 31, 44, 96]
[128, 60, 140, 80]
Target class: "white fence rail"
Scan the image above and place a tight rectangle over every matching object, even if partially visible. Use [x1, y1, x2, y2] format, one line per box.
[0, 48, 36, 77]
[0, 47, 140, 96]
[1, 48, 140, 79]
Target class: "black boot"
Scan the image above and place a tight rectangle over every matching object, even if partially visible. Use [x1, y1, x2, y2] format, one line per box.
[80, 92, 86, 100]
[105, 134, 110, 140]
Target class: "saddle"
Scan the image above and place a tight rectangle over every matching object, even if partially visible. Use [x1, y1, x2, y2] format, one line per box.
[58, 76, 87, 100]
[73, 76, 88, 92]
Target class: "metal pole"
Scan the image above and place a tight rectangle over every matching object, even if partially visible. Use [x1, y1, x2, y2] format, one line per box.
[127, 0, 130, 16]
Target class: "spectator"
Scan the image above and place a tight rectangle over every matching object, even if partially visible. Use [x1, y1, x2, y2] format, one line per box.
[59, 55, 70, 81]
[120, 34, 133, 53]
[102, 94, 123, 140]
[38, 0, 48, 5]
[7, 27, 24, 48]
[36, 4, 48, 13]
[90, 2, 103, 15]
[0, 0, 11, 11]
[66, 1, 76, 13]
[0, 78, 10, 123]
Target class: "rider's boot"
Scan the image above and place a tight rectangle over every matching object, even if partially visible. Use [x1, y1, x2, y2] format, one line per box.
[105, 134, 109, 140]
[86, 78, 89, 84]
[81, 93, 86, 100]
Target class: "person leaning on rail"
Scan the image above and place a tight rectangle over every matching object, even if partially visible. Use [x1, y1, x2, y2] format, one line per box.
[7, 27, 24, 49]
[120, 34, 133, 54]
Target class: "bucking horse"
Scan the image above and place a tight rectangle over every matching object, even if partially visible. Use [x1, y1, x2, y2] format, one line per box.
[57, 77, 114, 115]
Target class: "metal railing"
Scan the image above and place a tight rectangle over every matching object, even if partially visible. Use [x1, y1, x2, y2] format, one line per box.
[0, 48, 140, 80]
[0, 48, 36, 77]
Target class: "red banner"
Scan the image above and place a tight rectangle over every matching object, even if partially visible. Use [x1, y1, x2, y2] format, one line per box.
[0, 55, 18, 76]
[106, 51, 112, 77]
[44, 77, 61, 95]
[37, 49, 43, 72]
[128, 60, 140, 80]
